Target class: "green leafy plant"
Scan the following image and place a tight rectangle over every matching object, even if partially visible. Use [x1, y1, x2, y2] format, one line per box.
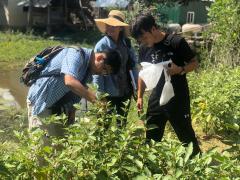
[206, 0, 240, 67]
[0, 100, 239, 179]
[189, 66, 240, 135]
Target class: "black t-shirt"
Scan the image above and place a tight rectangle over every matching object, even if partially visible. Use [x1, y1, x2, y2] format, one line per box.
[139, 34, 195, 114]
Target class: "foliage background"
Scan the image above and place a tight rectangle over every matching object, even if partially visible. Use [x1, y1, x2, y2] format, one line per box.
[206, 0, 240, 67]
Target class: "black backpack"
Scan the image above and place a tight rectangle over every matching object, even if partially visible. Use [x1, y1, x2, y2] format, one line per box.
[20, 46, 64, 86]
[20, 46, 85, 87]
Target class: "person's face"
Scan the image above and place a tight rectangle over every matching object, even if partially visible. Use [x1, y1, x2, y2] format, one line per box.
[94, 53, 113, 75]
[105, 25, 122, 39]
[137, 28, 156, 47]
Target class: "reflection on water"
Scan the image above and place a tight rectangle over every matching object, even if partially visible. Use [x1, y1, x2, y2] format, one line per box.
[0, 69, 28, 107]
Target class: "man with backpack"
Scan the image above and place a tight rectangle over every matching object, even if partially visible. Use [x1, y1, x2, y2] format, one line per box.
[131, 14, 201, 157]
[26, 47, 121, 135]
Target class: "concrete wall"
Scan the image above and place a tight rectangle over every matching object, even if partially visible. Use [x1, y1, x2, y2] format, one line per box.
[0, 0, 28, 27]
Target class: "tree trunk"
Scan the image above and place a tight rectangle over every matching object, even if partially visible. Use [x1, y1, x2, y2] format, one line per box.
[79, 0, 88, 30]
[27, 0, 33, 31]
[47, 3, 51, 34]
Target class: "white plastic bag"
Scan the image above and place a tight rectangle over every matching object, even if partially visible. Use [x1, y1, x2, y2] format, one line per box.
[139, 62, 164, 91]
[159, 68, 175, 106]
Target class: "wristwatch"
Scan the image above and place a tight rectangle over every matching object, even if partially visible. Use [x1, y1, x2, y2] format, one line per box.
[179, 66, 186, 75]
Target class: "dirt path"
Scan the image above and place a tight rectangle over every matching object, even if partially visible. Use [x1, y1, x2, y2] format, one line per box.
[198, 134, 232, 153]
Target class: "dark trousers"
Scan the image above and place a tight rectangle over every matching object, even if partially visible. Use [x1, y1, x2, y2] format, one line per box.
[50, 91, 77, 125]
[146, 101, 201, 157]
[107, 96, 131, 127]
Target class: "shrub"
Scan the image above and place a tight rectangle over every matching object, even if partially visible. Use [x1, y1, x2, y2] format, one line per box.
[189, 66, 240, 134]
[0, 101, 239, 179]
[206, 0, 240, 67]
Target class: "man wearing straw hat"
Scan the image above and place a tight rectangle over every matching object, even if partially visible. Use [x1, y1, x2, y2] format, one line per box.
[131, 14, 201, 157]
[93, 10, 138, 127]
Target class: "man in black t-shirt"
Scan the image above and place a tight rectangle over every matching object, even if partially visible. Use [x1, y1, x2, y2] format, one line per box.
[131, 14, 201, 157]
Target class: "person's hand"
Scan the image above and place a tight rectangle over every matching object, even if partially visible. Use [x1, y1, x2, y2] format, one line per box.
[137, 97, 143, 114]
[87, 91, 97, 103]
[167, 62, 182, 76]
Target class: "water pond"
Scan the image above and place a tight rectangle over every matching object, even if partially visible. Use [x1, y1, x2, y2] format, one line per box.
[0, 69, 28, 108]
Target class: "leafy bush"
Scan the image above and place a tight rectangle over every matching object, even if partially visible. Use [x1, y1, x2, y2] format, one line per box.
[189, 66, 240, 134]
[206, 0, 240, 67]
[0, 109, 27, 142]
[0, 101, 239, 179]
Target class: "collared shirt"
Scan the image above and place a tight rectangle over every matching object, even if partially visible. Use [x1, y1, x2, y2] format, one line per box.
[93, 36, 138, 97]
[27, 47, 93, 115]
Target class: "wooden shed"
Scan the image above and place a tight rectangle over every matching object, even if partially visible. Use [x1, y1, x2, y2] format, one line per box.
[0, 0, 95, 32]
[157, 0, 213, 25]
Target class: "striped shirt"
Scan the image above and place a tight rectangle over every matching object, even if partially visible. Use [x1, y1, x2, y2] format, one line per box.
[27, 47, 93, 115]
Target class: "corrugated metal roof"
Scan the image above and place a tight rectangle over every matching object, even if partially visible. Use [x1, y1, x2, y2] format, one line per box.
[17, 0, 51, 8]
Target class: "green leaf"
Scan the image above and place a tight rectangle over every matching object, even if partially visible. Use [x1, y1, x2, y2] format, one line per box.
[133, 175, 149, 180]
[42, 146, 52, 154]
[143, 167, 152, 176]
[184, 143, 193, 163]
[135, 159, 143, 169]
[0, 130, 4, 133]
[175, 169, 182, 178]
[205, 157, 213, 165]
[206, 114, 211, 123]
[123, 166, 138, 173]
[162, 175, 174, 180]
[96, 170, 108, 180]
[0, 163, 11, 176]
[177, 157, 183, 167]
[106, 157, 118, 167]
[147, 153, 157, 162]
[4, 163, 15, 169]
[126, 155, 134, 160]
[153, 174, 163, 180]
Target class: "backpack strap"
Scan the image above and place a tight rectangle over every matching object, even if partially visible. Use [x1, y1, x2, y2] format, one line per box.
[79, 47, 86, 60]
[38, 47, 86, 79]
[42, 46, 64, 60]
[163, 33, 181, 49]
[67, 45, 86, 60]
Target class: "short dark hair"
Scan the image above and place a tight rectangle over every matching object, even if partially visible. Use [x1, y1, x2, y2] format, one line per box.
[131, 14, 158, 39]
[103, 49, 121, 74]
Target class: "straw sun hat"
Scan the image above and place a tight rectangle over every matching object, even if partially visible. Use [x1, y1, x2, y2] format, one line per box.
[94, 10, 130, 36]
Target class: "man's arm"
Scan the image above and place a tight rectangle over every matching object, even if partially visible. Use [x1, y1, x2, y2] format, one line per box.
[64, 74, 96, 103]
[137, 77, 146, 112]
[168, 57, 198, 76]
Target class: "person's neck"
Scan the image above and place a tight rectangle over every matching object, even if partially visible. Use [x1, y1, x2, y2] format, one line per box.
[112, 36, 119, 43]
[108, 35, 119, 43]
[155, 30, 166, 44]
